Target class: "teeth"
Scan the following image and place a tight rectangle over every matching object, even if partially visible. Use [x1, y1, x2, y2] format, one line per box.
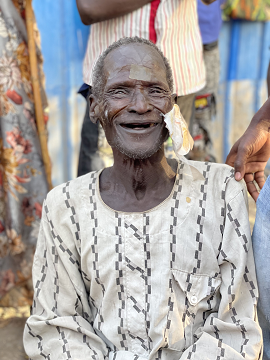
[122, 123, 157, 129]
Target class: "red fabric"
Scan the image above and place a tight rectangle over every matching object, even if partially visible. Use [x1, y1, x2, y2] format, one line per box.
[195, 93, 212, 100]
[149, 0, 160, 44]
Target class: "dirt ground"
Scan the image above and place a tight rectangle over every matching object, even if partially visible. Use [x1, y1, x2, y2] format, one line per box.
[0, 317, 28, 360]
[0, 194, 258, 360]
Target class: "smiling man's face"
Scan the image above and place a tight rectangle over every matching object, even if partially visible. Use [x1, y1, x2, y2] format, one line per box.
[92, 43, 175, 160]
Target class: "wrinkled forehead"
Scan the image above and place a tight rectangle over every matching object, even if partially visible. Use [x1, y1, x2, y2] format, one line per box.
[103, 43, 167, 83]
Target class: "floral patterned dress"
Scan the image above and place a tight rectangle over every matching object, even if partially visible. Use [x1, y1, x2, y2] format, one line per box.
[0, 0, 49, 307]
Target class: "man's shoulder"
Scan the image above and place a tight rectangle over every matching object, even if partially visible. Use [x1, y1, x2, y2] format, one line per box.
[186, 160, 235, 180]
[184, 160, 247, 201]
[45, 171, 99, 209]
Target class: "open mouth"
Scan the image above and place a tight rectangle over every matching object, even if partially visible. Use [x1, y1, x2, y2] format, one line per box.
[120, 123, 158, 130]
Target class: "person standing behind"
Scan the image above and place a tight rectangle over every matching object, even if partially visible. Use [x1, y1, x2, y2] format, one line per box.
[0, 0, 49, 308]
[252, 175, 270, 360]
[189, 0, 226, 162]
[76, 0, 216, 176]
[245, 62, 270, 360]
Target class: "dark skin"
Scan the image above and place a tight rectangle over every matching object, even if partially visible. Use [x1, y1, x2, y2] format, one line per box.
[90, 43, 178, 212]
[226, 98, 270, 202]
[76, 0, 216, 25]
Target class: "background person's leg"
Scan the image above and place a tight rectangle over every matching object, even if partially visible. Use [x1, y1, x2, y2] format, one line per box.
[189, 45, 220, 162]
[176, 93, 196, 126]
[77, 88, 104, 176]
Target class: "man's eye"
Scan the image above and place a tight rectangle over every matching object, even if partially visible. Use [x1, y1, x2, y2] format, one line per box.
[149, 88, 163, 94]
[114, 89, 127, 95]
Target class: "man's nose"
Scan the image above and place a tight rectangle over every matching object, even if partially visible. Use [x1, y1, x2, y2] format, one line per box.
[127, 90, 153, 114]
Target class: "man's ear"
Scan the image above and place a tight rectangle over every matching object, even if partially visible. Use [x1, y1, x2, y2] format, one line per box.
[171, 93, 177, 104]
[89, 94, 100, 124]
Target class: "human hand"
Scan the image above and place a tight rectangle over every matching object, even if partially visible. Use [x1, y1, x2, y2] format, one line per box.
[226, 98, 270, 202]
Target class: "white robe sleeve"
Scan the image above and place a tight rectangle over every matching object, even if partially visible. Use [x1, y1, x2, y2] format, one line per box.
[23, 200, 108, 360]
[180, 182, 262, 360]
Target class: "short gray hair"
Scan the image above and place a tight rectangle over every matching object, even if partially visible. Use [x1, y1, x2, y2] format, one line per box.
[91, 36, 174, 100]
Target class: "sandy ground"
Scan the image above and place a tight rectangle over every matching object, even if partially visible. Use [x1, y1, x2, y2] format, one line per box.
[0, 317, 28, 360]
[0, 193, 258, 360]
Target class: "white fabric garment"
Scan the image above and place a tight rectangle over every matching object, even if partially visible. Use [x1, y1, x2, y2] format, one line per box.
[83, 0, 205, 96]
[24, 160, 262, 360]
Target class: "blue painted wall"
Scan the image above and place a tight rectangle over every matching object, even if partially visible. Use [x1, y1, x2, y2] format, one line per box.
[33, 1, 270, 185]
[218, 20, 270, 162]
[33, 0, 89, 185]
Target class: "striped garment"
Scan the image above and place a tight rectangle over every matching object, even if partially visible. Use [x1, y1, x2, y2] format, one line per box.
[83, 0, 206, 96]
[24, 160, 262, 359]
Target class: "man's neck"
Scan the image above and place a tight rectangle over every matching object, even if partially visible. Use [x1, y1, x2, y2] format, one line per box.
[99, 147, 177, 212]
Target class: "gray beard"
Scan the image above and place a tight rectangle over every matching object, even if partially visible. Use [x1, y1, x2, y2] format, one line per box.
[100, 109, 166, 160]
[111, 134, 165, 160]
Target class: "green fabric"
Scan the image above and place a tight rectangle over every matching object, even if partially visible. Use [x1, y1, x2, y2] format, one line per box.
[223, 0, 270, 21]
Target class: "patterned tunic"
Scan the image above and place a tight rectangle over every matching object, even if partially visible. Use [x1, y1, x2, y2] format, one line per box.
[24, 160, 262, 360]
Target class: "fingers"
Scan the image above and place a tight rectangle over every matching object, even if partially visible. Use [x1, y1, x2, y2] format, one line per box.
[246, 183, 259, 202]
[225, 139, 240, 167]
[226, 138, 250, 181]
[244, 161, 267, 174]
[244, 171, 265, 202]
[244, 173, 260, 202]
[244, 173, 254, 183]
[254, 171, 266, 189]
[225, 149, 237, 168]
[233, 145, 249, 181]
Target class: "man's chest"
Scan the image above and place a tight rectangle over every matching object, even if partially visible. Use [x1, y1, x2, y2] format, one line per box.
[80, 206, 222, 289]
[78, 209, 222, 354]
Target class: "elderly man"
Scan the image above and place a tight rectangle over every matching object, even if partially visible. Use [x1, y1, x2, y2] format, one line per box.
[76, 0, 216, 175]
[24, 38, 262, 360]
